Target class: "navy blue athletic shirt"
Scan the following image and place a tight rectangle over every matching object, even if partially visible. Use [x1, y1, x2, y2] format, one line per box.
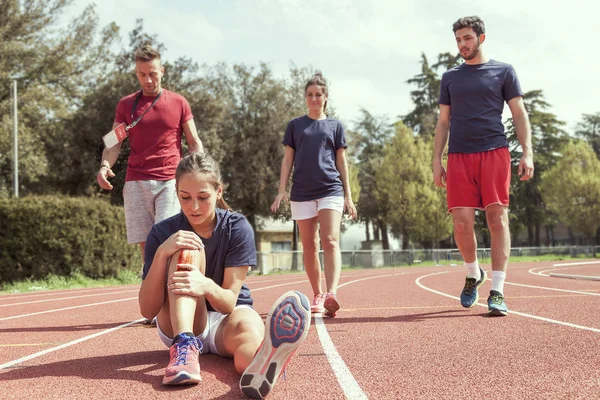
[283, 115, 347, 201]
[143, 208, 257, 312]
[439, 59, 523, 154]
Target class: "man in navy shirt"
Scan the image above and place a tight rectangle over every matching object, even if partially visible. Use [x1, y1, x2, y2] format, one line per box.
[433, 16, 534, 316]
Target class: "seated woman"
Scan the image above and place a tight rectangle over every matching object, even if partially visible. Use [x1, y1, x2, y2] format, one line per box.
[138, 152, 311, 398]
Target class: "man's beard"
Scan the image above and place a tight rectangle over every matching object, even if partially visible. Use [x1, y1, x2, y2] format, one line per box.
[462, 40, 481, 60]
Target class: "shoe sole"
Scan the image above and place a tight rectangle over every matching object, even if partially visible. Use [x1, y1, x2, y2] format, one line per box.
[488, 307, 508, 317]
[162, 371, 201, 385]
[240, 290, 311, 399]
[461, 268, 487, 308]
[323, 295, 340, 318]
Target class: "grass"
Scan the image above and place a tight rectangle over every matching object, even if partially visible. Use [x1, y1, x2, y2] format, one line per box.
[2, 254, 596, 294]
[0, 269, 141, 294]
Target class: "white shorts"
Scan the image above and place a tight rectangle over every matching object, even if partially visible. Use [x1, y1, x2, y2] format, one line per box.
[156, 305, 254, 356]
[123, 179, 180, 244]
[290, 196, 344, 220]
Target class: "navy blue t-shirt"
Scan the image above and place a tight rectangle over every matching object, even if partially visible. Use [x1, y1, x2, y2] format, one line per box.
[283, 115, 347, 201]
[439, 59, 523, 154]
[142, 208, 257, 312]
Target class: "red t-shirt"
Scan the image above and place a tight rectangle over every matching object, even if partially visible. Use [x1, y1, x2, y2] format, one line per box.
[114, 89, 193, 181]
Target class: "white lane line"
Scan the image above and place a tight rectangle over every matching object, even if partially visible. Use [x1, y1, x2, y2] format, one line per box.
[415, 271, 600, 334]
[553, 261, 600, 267]
[505, 281, 600, 296]
[0, 297, 137, 322]
[0, 318, 144, 371]
[548, 273, 600, 281]
[0, 286, 140, 301]
[314, 314, 368, 400]
[250, 279, 308, 292]
[0, 289, 139, 307]
[313, 271, 411, 400]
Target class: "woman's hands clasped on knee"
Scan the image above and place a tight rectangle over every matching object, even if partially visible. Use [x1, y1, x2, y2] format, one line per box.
[168, 264, 214, 297]
[159, 230, 205, 258]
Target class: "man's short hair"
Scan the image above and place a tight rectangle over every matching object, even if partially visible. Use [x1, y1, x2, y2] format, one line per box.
[134, 44, 161, 63]
[452, 16, 485, 36]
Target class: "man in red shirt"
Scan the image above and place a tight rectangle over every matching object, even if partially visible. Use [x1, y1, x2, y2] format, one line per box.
[97, 45, 203, 262]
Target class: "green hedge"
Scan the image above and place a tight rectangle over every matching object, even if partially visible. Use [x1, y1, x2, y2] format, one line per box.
[0, 196, 139, 283]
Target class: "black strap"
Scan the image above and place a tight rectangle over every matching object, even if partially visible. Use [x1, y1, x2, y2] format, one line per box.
[126, 89, 163, 131]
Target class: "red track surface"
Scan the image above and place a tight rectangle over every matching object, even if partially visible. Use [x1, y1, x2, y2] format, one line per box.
[1, 260, 599, 399]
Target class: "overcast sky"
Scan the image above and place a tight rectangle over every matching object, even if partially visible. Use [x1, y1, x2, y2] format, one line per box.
[66, 0, 597, 132]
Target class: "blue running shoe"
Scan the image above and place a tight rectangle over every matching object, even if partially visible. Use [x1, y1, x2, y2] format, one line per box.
[240, 291, 311, 399]
[460, 267, 487, 308]
[487, 290, 508, 316]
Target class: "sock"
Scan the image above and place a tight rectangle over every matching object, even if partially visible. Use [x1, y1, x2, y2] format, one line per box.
[465, 260, 480, 279]
[491, 271, 507, 294]
[172, 331, 195, 346]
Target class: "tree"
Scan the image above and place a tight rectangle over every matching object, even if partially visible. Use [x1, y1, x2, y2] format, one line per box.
[505, 90, 568, 246]
[540, 141, 600, 246]
[348, 109, 394, 248]
[376, 122, 452, 248]
[0, 1, 118, 197]
[402, 52, 460, 139]
[575, 112, 600, 158]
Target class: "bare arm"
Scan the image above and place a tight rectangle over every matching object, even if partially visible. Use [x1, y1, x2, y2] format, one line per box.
[167, 264, 248, 315]
[201, 266, 248, 315]
[335, 147, 357, 219]
[138, 247, 170, 319]
[270, 146, 295, 212]
[97, 121, 123, 190]
[508, 96, 534, 180]
[432, 104, 450, 187]
[182, 119, 204, 153]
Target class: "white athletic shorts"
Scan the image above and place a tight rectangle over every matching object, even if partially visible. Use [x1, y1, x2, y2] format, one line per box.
[123, 179, 180, 244]
[156, 305, 254, 355]
[290, 196, 344, 220]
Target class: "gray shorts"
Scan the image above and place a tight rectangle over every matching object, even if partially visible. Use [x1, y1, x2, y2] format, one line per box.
[123, 179, 180, 244]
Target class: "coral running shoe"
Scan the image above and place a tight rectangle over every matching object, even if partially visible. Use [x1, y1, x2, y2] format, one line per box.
[310, 293, 325, 313]
[162, 333, 202, 385]
[323, 292, 341, 317]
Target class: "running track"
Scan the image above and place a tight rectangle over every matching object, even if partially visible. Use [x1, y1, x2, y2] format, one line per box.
[1, 260, 599, 399]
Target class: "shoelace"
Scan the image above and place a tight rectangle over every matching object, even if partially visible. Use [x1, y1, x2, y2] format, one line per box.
[463, 277, 477, 294]
[489, 294, 504, 305]
[173, 337, 201, 366]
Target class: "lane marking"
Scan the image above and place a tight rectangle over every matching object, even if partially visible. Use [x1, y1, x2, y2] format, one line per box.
[0, 286, 139, 301]
[505, 282, 600, 296]
[553, 261, 600, 267]
[415, 271, 600, 333]
[0, 297, 137, 322]
[0, 289, 139, 308]
[548, 273, 600, 281]
[315, 314, 368, 400]
[250, 279, 308, 292]
[0, 319, 144, 371]
[312, 271, 412, 400]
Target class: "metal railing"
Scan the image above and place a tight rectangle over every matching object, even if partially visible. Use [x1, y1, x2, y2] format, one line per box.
[253, 246, 598, 274]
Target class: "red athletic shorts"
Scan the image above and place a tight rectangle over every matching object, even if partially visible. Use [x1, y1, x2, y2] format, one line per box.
[446, 147, 511, 211]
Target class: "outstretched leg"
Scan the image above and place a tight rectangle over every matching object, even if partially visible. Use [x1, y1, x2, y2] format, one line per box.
[238, 291, 311, 399]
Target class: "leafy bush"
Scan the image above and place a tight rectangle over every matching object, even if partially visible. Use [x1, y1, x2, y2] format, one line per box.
[0, 196, 139, 284]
